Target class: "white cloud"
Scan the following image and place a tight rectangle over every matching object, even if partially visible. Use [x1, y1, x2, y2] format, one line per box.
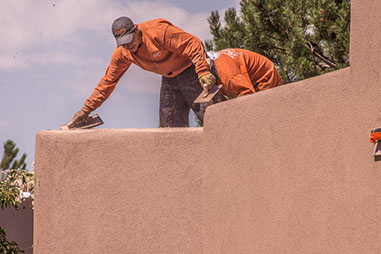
[0, 1, 211, 69]
[60, 67, 106, 98]
[48, 92, 66, 105]
[0, 0, 114, 50]
[118, 66, 161, 94]
[0, 55, 28, 70]
[126, 2, 210, 40]
[0, 0, 222, 96]
[0, 50, 106, 70]
[30, 51, 105, 67]
[0, 119, 11, 128]
[61, 64, 161, 99]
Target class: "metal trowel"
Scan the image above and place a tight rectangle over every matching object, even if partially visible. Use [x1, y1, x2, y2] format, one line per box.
[60, 114, 104, 130]
[194, 84, 223, 103]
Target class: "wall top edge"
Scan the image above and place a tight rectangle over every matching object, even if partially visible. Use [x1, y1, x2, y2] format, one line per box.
[37, 127, 203, 136]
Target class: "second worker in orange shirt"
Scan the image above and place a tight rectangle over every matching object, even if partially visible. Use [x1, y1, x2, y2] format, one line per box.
[206, 48, 283, 98]
[70, 16, 219, 127]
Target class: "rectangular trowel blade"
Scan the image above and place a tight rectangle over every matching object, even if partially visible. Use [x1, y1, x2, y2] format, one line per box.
[60, 114, 104, 130]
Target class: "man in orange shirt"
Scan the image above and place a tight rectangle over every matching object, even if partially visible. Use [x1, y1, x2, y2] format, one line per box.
[207, 48, 282, 98]
[70, 16, 218, 127]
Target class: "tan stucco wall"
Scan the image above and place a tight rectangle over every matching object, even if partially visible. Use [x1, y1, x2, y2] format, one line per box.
[0, 200, 33, 254]
[34, 0, 381, 253]
[202, 0, 381, 252]
[34, 129, 203, 254]
[203, 68, 381, 253]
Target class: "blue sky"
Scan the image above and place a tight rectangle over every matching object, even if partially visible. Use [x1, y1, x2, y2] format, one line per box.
[0, 0, 239, 168]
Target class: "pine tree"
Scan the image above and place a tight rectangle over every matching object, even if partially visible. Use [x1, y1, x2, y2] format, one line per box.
[205, 0, 350, 84]
[0, 140, 27, 172]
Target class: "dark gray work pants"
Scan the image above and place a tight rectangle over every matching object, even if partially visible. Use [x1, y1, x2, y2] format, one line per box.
[159, 64, 221, 127]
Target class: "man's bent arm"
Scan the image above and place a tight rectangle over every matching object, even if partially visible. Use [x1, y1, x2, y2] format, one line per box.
[162, 24, 210, 78]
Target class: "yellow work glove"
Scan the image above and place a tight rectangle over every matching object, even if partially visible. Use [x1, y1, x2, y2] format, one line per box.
[199, 72, 216, 94]
[69, 110, 89, 127]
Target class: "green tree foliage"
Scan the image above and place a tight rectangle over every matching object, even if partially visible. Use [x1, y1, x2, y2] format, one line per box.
[205, 0, 350, 83]
[0, 228, 24, 254]
[1, 140, 27, 171]
[0, 140, 35, 254]
[0, 169, 35, 209]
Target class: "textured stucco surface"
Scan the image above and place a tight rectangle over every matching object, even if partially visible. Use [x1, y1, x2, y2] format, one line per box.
[202, 0, 381, 253]
[34, 1, 381, 253]
[0, 200, 33, 254]
[34, 128, 203, 254]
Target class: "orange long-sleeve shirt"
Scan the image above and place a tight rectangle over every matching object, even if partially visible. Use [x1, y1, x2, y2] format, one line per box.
[82, 18, 210, 112]
[211, 48, 282, 98]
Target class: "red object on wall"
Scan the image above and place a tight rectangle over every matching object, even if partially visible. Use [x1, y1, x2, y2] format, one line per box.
[370, 128, 381, 143]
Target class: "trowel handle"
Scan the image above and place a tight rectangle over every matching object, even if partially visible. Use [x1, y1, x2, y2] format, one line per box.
[202, 83, 209, 97]
[66, 120, 75, 128]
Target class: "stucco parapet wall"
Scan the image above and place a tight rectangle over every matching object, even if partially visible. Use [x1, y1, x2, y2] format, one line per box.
[34, 128, 203, 254]
[204, 67, 352, 128]
[202, 66, 381, 253]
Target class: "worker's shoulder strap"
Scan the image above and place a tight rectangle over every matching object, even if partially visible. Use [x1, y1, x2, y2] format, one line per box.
[205, 51, 221, 81]
[206, 51, 220, 61]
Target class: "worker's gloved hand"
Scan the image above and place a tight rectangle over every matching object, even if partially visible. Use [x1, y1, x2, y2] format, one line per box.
[199, 72, 216, 94]
[69, 110, 89, 127]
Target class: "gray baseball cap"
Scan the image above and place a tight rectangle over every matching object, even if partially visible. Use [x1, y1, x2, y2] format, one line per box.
[112, 17, 135, 47]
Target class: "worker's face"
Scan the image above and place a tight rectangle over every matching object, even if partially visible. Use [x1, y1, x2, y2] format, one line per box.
[121, 29, 141, 53]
